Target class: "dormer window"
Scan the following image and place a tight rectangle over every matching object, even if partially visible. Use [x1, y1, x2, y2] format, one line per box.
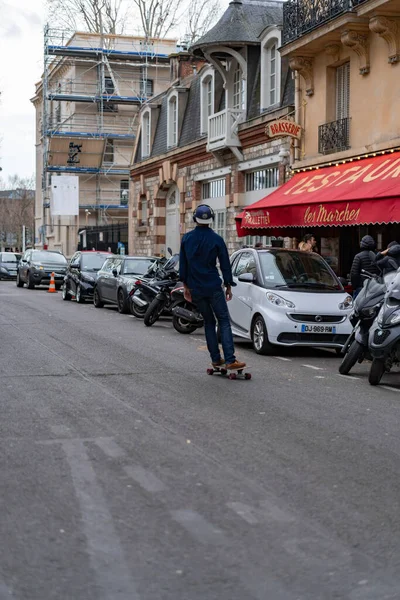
[168, 94, 178, 148]
[232, 65, 245, 111]
[261, 29, 282, 110]
[201, 69, 214, 134]
[141, 110, 151, 158]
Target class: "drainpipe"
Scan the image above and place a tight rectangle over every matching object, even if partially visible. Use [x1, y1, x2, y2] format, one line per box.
[294, 71, 301, 162]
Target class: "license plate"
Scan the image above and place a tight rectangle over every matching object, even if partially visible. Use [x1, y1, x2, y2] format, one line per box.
[301, 324, 336, 334]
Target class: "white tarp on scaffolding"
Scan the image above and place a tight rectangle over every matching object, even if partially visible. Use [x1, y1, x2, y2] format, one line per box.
[51, 176, 79, 216]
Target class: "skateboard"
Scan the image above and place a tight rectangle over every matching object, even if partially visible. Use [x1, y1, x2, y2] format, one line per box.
[206, 365, 251, 380]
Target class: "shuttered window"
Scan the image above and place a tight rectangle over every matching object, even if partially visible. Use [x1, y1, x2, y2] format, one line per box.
[245, 167, 279, 191]
[336, 63, 350, 120]
[213, 210, 226, 239]
[202, 178, 226, 200]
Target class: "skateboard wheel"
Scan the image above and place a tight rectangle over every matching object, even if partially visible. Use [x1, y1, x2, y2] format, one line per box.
[245, 373, 252, 380]
[207, 368, 214, 375]
[221, 369, 227, 375]
[228, 373, 237, 380]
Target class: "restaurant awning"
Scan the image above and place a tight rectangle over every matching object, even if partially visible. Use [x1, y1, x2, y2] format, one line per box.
[236, 152, 400, 237]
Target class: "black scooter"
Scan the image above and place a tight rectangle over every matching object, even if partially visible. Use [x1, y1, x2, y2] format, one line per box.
[170, 286, 204, 334]
[129, 253, 171, 318]
[368, 269, 400, 385]
[339, 270, 390, 375]
[143, 256, 180, 326]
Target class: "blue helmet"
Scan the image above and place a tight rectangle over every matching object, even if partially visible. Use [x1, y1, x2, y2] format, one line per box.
[193, 204, 215, 224]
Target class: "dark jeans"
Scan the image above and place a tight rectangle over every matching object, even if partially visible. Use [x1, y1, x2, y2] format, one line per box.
[192, 288, 236, 365]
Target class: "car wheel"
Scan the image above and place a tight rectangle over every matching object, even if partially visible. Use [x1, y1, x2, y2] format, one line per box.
[76, 284, 84, 303]
[368, 358, 386, 386]
[62, 282, 71, 301]
[16, 272, 24, 288]
[93, 287, 104, 308]
[117, 288, 128, 314]
[251, 315, 275, 355]
[26, 272, 35, 289]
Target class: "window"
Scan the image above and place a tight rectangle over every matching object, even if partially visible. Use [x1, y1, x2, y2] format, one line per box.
[245, 235, 272, 247]
[104, 139, 114, 164]
[140, 78, 153, 98]
[233, 65, 245, 111]
[233, 252, 252, 277]
[140, 197, 148, 226]
[336, 62, 350, 120]
[120, 180, 129, 204]
[202, 178, 226, 200]
[245, 167, 279, 192]
[261, 32, 281, 110]
[142, 111, 151, 157]
[168, 95, 178, 147]
[104, 77, 114, 95]
[214, 210, 226, 239]
[201, 73, 214, 134]
[269, 44, 277, 105]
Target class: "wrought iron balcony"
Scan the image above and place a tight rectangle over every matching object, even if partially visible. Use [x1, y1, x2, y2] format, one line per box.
[283, 0, 368, 45]
[318, 117, 350, 155]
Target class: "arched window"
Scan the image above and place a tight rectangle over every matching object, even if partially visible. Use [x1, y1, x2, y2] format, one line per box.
[261, 31, 282, 110]
[168, 94, 178, 147]
[141, 110, 151, 158]
[201, 71, 214, 134]
[232, 64, 245, 111]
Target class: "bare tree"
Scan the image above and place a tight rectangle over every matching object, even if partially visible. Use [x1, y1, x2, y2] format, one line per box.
[0, 176, 35, 250]
[46, 0, 128, 34]
[132, 0, 181, 39]
[183, 0, 221, 46]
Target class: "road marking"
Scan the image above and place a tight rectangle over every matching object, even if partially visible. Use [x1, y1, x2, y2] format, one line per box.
[227, 502, 259, 524]
[95, 437, 126, 458]
[273, 356, 292, 362]
[171, 509, 226, 545]
[314, 375, 325, 379]
[59, 438, 139, 599]
[337, 374, 361, 381]
[124, 465, 166, 492]
[382, 385, 400, 393]
[302, 364, 324, 370]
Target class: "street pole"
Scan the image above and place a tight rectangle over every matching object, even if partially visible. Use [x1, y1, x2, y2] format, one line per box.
[22, 225, 26, 252]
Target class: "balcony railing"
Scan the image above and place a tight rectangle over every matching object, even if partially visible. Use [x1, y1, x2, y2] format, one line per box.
[318, 117, 350, 155]
[283, 0, 368, 44]
[208, 108, 244, 150]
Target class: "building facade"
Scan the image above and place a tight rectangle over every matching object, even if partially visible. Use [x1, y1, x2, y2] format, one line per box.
[32, 29, 177, 256]
[270, 0, 400, 275]
[129, 0, 295, 257]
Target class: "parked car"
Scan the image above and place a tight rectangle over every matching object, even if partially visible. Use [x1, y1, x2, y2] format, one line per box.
[228, 248, 353, 354]
[62, 251, 113, 303]
[94, 256, 158, 313]
[17, 249, 68, 289]
[0, 252, 21, 280]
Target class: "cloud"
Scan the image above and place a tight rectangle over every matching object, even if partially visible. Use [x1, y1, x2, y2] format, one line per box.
[3, 23, 22, 38]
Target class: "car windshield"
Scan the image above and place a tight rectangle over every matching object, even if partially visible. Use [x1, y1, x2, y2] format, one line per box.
[81, 254, 110, 271]
[258, 250, 341, 290]
[1, 253, 19, 263]
[123, 259, 155, 275]
[32, 251, 67, 264]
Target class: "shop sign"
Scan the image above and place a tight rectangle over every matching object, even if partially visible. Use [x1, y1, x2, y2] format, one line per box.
[265, 119, 302, 140]
[303, 203, 361, 225]
[243, 210, 270, 227]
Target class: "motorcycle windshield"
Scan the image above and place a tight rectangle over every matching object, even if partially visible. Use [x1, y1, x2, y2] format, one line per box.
[163, 254, 179, 271]
[387, 271, 400, 300]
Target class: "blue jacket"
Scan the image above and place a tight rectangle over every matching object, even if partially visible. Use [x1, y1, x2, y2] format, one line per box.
[179, 226, 234, 295]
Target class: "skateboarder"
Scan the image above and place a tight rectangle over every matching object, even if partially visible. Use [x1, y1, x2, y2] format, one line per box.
[179, 204, 246, 371]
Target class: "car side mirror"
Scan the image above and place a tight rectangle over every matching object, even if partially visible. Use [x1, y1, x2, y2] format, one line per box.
[112, 268, 118, 277]
[238, 272, 255, 283]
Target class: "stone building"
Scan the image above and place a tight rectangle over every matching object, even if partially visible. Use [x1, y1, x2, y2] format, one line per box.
[129, 0, 295, 257]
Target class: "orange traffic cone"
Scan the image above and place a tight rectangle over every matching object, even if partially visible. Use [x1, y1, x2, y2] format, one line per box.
[48, 272, 57, 293]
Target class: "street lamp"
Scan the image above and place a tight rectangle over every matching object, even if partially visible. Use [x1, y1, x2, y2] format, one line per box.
[85, 209, 91, 226]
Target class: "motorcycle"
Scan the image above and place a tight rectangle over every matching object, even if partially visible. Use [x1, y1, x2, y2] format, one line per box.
[338, 269, 392, 375]
[143, 255, 180, 327]
[129, 253, 170, 318]
[368, 268, 400, 386]
[170, 285, 204, 334]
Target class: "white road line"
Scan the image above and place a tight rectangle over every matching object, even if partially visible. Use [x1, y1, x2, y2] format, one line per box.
[314, 376, 325, 379]
[273, 356, 292, 362]
[227, 502, 259, 524]
[95, 437, 126, 458]
[382, 385, 400, 393]
[302, 364, 324, 371]
[60, 439, 139, 599]
[337, 374, 360, 381]
[124, 465, 166, 492]
[171, 509, 226, 545]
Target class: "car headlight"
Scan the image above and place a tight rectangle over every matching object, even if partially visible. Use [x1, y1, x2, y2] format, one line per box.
[266, 292, 295, 309]
[127, 281, 135, 293]
[32, 263, 44, 270]
[389, 310, 400, 325]
[361, 306, 378, 318]
[339, 295, 353, 310]
[81, 274, 95, 283]
[0, 267, 8, 273]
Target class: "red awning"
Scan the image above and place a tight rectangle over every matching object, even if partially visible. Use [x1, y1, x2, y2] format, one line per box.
[236, 152, 400, 236]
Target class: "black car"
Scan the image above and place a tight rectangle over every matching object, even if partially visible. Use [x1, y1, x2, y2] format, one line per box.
[17, 249, 68, 289]
[94, 256, 158, 313]
[62, 251, 113, 303]
[0, 252, 21, 280]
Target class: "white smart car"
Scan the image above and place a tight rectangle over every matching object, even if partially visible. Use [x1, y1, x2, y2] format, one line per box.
[228, 247, 353, 354]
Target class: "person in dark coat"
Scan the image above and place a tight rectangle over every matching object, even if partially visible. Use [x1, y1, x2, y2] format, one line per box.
[375, 241, 400, 275]
[350, 235, 378, 297]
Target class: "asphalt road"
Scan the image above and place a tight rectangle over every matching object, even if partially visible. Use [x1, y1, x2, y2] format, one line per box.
[2, 281, 400, 600]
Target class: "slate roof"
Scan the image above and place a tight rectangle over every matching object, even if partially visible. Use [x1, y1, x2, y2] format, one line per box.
[191, 0, 283, 54]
